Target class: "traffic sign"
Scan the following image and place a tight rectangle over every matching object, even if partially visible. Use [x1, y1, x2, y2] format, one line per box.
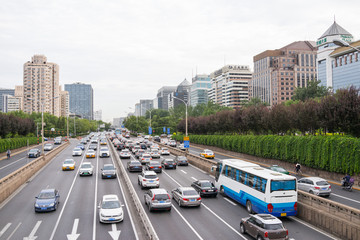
[183, 140, 190, 148]
[167, 128, 170, 134]
[184, 136, 189, 141]
[163, 127, 166, 133]
[148, 127, 152, 135]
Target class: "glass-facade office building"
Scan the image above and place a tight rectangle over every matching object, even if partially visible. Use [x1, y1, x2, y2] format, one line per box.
[64, 83, 93, 120]
[190, 75, 211, 107]
[0, 89, 15, 112]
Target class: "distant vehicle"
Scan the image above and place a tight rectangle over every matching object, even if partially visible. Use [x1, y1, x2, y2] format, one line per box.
[62, 159, 75, 171]
[150, 150, 160, 158]
[174, 155, 188, 166]
[101, 164, 117, 179]
[169, 140, 177, 147]
[297, 177, 331, 197]
[72, 148, 83, 156]
[100, 139, 107, 145]
[132, 145, 141, 154]
[98, 194, 124, 223]
[214, 159, 298, 217]
[178, 143, 186, 151]
[269, 165, 290, 175]
[135, 149, 146, 159]
[240, 214, 289, 240]
[200, 149, 215, 159]
[120, 149, 131, 159]
[34, 189, 60, 212]
[44, 143, 53, 151]
[191, 180, 218, 197]
[160, 147, 170, 155]
[79, 162, 94, 176]
[116, 143, 125, 150]
[140, 154, 152, 165]
[28, 148, 41, 158]
[99, 147, 110, 158]
[76, 144, 85, 150]
[144, 188, 171, 212]
[89, 144, 97, 151]
[80, 138, 87, 145]
[86, 149, 96, 158]
[144, 135, 150, 139]
[138, 171, 159, 189]
[91, 138, 98, 144]
[161, 159, 176, 169]
[140, 143, 147, 150]
[145, 161, 162, 173]
[127, 160, 143, 172]
[172, 186, 201, 207]
[153, 136, 160, 142]
[54, 137, 62, 144]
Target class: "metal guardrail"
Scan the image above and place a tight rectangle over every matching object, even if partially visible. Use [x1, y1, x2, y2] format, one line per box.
[108, 140, 159, 240]
[0, 141, 70, 204]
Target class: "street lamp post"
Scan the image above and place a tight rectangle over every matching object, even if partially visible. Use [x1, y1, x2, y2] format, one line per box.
[333, 39, 360, 52]
[173, 97, 188, 137]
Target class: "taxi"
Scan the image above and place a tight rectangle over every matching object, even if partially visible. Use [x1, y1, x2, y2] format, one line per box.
[62, 159, 75, 171]
[200, 149, 215, 159]
[100, 139, 107, 145]
[86, 149, 96, 158]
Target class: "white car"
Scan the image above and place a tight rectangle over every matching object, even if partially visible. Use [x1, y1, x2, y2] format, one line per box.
[169, 140, 177, 147]
[99, 147, 110, 158]
[98, 195, 124, 223]
[79, 162, 94, 176]
[140, 154, 152, 165]
[160, 148, 170, 155]
[138, 171, 159, 189]
[44, 143, 53, 151]
[72, 148, 82, 156]
[120, 149, 131, 159]
[150, 150, 160, 158]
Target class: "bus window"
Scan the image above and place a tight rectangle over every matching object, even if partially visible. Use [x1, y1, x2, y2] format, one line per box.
[239, 171, 245, 183]
[236, 170, 239, 182]
[225, 166, 229, 176]
[254, 176, 262, 191]
[215, 163, 220, 181]
[261, 179, 267, 193]
[244, 173, 248, 185]
[271, 180, 296, 192]
[231, 168, 236, 180]
[248, 174, 254, 187]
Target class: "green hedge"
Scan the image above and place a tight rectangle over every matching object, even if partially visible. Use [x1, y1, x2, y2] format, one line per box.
[0, 137, 41, 153]
[174, 134, 360, 175]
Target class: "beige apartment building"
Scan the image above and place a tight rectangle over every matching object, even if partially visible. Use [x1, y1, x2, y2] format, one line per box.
[251, 41, 317, 106]
[60, 89, 69, 117]
[22, 55, 61, 116]
[208, 65, 252, 108]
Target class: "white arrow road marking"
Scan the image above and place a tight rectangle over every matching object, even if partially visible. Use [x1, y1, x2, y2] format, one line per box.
[23, 221, 41, 240]
[180, 170, 187, 174]
[66, 219, 80, 240]
[108, 224, 121, 240]
[0, 223, 11, 238]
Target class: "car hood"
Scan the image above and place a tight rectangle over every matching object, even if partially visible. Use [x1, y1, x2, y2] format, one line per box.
[63, 163, 75, 167]
[36, 198, 55, 205]
[100, 207, 123, 216]
[80, 167, 92, 171]
[102, 170, 116, 174]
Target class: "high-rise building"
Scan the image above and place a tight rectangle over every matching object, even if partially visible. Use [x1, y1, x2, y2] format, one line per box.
[0, 88, 15, 112]
[14, 86, 23, 110]
[2, 95, 22, 113]
[113, 117, 125, 128]
[65, 82, 94, 120]
[134, 103, 141, 117]
[140, 100, 153, 116]
[60, 90, 69, 117]
[316, 21, 353, 89]
[190, 74, 212, 107]
[168, 79, 191, 109]
[94, 110, 102, 121]
[209, 65, 252, 108]
[156, 86, 176, 110]
[251, 41, 317, 106]
[23, 55, 61, 116]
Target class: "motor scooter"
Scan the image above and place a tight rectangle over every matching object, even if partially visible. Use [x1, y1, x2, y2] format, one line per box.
[341, 178, 354, 192]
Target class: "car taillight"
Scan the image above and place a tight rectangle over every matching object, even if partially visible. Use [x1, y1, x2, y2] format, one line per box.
[152, 195, 155, 201]
[156, 178, 159, 181]
[143, 179, 147, 181]
[159, 166, 162, 168]
[183, 198, 189, 201]
[315, 186, 320, 190]
[202, 190, 206, 192]
[294, 202, 298, 211]
[286, 229, 288, 235]
[328, 185, 331, 188]
[267, 203, 273, 213]
[264, 232, 268, 238]
[150, 166, 153, 168]
[197, 197, 201, 201]
[167, 194, 171, 199]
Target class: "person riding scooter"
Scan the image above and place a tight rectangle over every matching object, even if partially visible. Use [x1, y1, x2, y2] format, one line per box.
[342, 174, 351, 187]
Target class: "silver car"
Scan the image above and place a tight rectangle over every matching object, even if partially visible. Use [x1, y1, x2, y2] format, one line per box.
[79, 162, 94, 176]
[44, 143, 53, 151]
[298, 177, 331, 197]
[144, 188, 171, 212]
[72, 148, 82, 156]
[172, 186, 201, 207]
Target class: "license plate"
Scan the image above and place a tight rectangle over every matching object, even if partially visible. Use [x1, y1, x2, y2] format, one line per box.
[322, 188, 327, 190]
[169, 165, 173, 167]
[41, 207, 47, 210]
[107, 175, 111, 178]
[109, 218, 115, 221]
[190, 199, 195, 202]
[84, 173, 88, 175]
[208, 190, 213, 192]
[160, 201, 165, 203]
[281, 213, 287, 216]
[149, 180, 154, 183]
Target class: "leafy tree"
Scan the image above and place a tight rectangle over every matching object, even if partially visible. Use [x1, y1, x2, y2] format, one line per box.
[293, 80, 330, 101]
[243, 97, 270, 107]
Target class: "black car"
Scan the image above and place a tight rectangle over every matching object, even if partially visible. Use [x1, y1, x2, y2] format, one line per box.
[175, 156, 189, 166]
[127, 160, 143, 172]
[161, 159, 176, 169]
[191, 180, 218, 197]
[28, 148, 41, 158]
[154, 136, 160, 142]
[140, 143, 147, 150]
[116, 143, 125, 150]
[145, 161, 162, 173]
[101, 164, 117, 179]
[89, 144, 97, 151]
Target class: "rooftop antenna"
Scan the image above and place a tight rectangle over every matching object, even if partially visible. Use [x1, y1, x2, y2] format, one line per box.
[334, 14, 336, 23]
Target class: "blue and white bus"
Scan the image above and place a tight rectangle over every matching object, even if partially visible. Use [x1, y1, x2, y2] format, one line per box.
[214, 159, 297, 217]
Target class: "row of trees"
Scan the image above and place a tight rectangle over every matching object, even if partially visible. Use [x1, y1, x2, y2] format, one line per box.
[177, 86, 360, 137]
[0, 113, 35, 138]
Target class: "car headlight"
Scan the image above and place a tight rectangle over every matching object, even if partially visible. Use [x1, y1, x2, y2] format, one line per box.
[35, 203, 39, 207]
[49, 203, 55, 207]
[100, 213, 106, 217]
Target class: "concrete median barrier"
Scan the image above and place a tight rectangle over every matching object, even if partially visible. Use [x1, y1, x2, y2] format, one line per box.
[0, 142, 70, 205]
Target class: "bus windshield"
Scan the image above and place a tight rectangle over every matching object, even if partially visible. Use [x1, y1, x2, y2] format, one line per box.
[270, 180, 296, 192]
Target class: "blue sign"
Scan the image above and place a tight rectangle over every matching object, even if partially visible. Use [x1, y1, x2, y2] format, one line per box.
[183, 140, 190, 148]
[167, 128, 170, 135]
[148, 127, 152, 135]
[121, 125, 124, 128]
[163, 127, 166, 133]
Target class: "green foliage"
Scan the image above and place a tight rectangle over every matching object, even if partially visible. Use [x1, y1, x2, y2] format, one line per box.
[293, 80, 330, 101]
[0, 137, 40, 153]
[174, 134, 360, 174]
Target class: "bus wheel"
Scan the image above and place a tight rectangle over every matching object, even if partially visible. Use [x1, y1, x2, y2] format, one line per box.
[246, 200, 253, 214]
[219, 186, 225, 196]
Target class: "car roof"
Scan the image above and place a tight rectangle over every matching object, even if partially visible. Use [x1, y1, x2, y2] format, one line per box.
[252, 214, 282, 224]
[40, 188, 55, 193]
[103, 163, 114, 167]
[150, 188, 168, 194]
[102, 194, 119, 201]
[179, 186, 195, 191]
[143, 170, 156, 175]
[300, 177, 327, 182]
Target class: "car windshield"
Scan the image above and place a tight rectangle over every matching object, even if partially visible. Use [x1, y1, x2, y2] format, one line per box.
[145, 175, 157, 179]
[165, 160, 174, 164]
[264, 223, 283, 230]
[178, 156, 187, 160]
[143, 154, 150, 158]
[38, 192, 55, 199]
[271, 180, 296, 192]
[82, 164, 92, 168]
[316, 180, 329, 186]
[205, 151, 213, 154]
[183, 190, 198, 195]
[88, 150, 94, 153]
[30, 149, 38, 153]
[131, 161, 141, 166]
[100, 148, 108, 151]
[64, 160, 74, 164]
[154, 194, 169, 200]
[45, 144, 52, 146]
[122, 150, 129, 153]
[150, 162, 161, 166]
[200, 182, 213, 187]
[103, 165, 114, 170]
[74, 148, 81, 151]
[102, 200, 120, 209]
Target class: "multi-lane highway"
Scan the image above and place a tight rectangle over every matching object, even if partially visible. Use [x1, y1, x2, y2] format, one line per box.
[0, 138, 137, 240]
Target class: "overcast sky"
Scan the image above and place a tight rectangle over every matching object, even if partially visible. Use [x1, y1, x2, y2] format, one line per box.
[1, 0, 359, 122]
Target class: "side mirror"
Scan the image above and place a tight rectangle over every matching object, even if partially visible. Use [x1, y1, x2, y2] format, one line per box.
[211, 166, 217, 172]
[35, 196, 38, 199]
[100, 169, 103, 171]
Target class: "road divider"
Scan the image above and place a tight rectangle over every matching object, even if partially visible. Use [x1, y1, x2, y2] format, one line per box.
[0, 141, 70, 205]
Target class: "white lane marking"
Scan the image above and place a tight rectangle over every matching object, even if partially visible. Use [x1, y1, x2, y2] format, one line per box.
[66, 218, 80, 240]
[0, 157, 27, 170]
[201, 203, 245, 239]
[162, 170, 182, 186]
[23, 220, 41, 240]
[6, 222, 21, 240]
[0, 223, 11, 238]
[223, 198, 237, 206]
[180, 170, 187, 174]
[191, 177, 197, 181]
[189, 164, 215, 179]
[171, 204, 203, 240]
[92, 143, 100, 240]
[331, 193, 360, 204]
[49, 144, 89, 240]
[108, 224, 121, 240]
[110, 141, 139, 240]
[289, 216, 338, 240]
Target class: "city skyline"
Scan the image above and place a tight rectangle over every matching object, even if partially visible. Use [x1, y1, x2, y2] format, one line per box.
[1, 1, 359, 121]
